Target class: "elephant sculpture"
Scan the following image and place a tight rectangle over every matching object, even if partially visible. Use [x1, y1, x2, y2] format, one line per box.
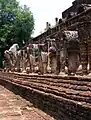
[4, 43, 20, 72]
[62, 30, 80, 75]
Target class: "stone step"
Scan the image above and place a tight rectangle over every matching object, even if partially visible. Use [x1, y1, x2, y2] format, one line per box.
[0, 72, 91, 104]
[0, 71, 91, 120]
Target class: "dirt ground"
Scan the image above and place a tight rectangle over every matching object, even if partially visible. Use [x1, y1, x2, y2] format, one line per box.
[0, 85, 55, 120]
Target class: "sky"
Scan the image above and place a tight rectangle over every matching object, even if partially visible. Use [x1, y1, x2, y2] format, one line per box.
[18, 0, 74, 37]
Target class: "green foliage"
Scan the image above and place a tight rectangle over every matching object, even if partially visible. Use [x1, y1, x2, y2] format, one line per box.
[0, 0, 34, 68]
[0, 0, 34, 47]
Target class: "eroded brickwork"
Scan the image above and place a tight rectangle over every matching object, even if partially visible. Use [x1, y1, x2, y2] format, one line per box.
[0, 72, 91, 120]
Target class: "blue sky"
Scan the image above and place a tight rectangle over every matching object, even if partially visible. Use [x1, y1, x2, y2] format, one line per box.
[18, 0, 74, 37]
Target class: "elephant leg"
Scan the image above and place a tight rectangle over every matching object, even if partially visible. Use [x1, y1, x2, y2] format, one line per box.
[22, 58, 26, 72]
[59, 49, 67, 73]
[7, 59, 13, 72]
[38, 56, 43, 74]
[41, 52, 48, 74]
[51, 57, 57, 74]
[29, 55, 35, 73]
[11, 55, 17, 72]
[43, 62, 47, 74]
[9, 63, 13, 72]
[28, 57, 32, 73]
[88, 41, 91, 73]
[25, 59, 29, 72]
[6, 62, 10, 72]
[19, 56, 23, 72]
[56, 54, 60, 74]
[60, 59, 65, 73]
[16, 56, 21, 72]
[68, 52, 80, 75]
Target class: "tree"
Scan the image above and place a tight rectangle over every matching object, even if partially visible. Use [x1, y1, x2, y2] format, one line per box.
[0, 0, 34, 68]
[0, 0, 34, 47]
[12, 5, 34, 47]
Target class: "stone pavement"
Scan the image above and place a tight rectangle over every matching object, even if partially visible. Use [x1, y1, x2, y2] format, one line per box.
[0, 85, 55, 120]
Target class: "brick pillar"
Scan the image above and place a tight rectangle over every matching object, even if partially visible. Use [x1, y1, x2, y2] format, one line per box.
[55, 33, 66, 74]
[56, 37, 61, 74]
[80, 43, 88, 74]
[78, 22, 91, 74]
[88, 40, 91, 71]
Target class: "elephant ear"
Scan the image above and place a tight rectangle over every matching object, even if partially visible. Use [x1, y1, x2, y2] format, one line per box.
[63, 31, 80, 52]
[63, 31, 78, 41]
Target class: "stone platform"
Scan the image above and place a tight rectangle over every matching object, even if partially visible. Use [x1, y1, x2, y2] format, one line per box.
[0, 72, 91, 120]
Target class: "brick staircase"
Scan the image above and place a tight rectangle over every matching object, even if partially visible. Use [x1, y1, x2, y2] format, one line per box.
[0, 72, 91, 120]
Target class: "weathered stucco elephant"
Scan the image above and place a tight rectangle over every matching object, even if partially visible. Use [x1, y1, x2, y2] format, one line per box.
[48, 39, 57, 74]
[63, 31, 80, 75]
[4, 44, 20, 72]
[25, 44, 44, 74]
[4, 50, 13, 71]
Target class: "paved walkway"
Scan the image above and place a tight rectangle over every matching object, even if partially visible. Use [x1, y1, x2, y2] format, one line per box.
[0, 85, 55, 120]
